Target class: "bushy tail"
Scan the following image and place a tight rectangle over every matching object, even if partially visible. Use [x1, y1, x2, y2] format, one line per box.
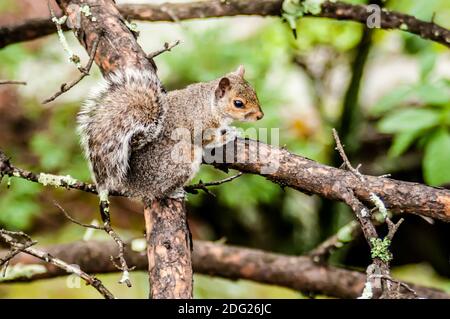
[77, 68, 167, 192]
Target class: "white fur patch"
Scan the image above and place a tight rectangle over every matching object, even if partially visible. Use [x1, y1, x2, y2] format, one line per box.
[188, 145, 204, 183]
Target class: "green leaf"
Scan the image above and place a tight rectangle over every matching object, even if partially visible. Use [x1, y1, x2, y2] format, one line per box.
[414, 82, 450, 106]
[444, 108, 450, 126]
[419, 50, 436, 81]
[388, 130, 421, 157]
[371, 86, 413, 115]
[378, 108, 441, 133]
[423, 128, 450, 186]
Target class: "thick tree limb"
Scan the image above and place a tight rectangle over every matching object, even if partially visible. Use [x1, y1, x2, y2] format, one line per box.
[55, 0, 155, 75]
[1, 1, 449, 49]
[208, 138, 450, 222]
[0, 148, 236, 197]
[0, 240, 448, 299]
[2, 137, 450, 223]
[144, 201, 193, 299]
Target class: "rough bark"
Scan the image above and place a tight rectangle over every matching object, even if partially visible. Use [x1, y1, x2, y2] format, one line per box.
[2, 136, 450, 223]
[1, 0, 449, 49]
[208, 138, 450, 222]
[1, 240, 448, 299]
[55, 0, 154, 75]
[144, 200, 193, 299]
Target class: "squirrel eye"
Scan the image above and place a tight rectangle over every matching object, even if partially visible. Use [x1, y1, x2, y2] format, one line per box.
[233, 100, 244, 108]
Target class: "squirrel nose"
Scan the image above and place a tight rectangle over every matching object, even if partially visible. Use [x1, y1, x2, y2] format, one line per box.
[255, 111, 264, 120]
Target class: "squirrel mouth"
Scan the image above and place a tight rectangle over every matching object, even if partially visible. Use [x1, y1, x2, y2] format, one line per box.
[245, 112, 263, 122]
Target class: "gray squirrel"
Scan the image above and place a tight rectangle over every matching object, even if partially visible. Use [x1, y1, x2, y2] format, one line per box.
[77, 65, 263, 285]
[77, 65, 264, 204]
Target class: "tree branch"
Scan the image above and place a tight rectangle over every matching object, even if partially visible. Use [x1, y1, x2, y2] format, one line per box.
[208, 138, 450, 223]
[332, 128, 413, 298]
[144, 201, 193, 299]
[147, 40, 181, 60]
[184, 172, 243, 196]
[309, 220, 361, 263]
[2, 137, 450, 223]
[0, 239, 448, 299]
[42, 35, 100, 104]
[0, 229, 114, 299]
[1, 1, 449, 49]
[0, 80, 26, 85]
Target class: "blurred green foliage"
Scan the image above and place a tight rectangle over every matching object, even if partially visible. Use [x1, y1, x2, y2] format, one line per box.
[372, 49, 450, 186]
[368, 0, 450, 185]
[0, 178, 41, 230]
[0, 0, 18, 15]
[29, 103, 91, 180]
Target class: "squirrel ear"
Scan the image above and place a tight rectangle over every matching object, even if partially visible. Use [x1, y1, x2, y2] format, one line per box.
[234, 65, 245, 78]
[215, 77, 231, 99]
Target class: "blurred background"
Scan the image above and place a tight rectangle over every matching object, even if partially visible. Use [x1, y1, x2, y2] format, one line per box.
[0, 0, 449, 298]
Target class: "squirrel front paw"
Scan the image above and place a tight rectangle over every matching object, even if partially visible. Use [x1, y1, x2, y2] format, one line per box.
[205, 126, 239, 148]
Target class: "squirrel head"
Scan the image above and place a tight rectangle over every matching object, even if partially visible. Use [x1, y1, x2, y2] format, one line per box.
[214, 65, 264, 122]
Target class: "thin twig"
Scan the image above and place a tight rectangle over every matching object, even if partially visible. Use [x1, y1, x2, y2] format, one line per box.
[0, 229, 114, 299]
[147, 40, 180, 59]
[0, 148, 99, 195]
[53, 201, 105, 230]
[386, 218, 404, 240]
[0, 241, 36, 269]
[54, 200, 131, 286]
[332, 129, 413, 298]
[104, 223, 135, 287]
[42, 36, 100, 104]
[0, 80, 26, 85]
[185, 172, 243, 196]
[99, 198, 134, 287]
[374, 274, 418, 298]
[0, 229, 33, 243]
[332, 128, 364, 180]
[309, 220, 360, 263]
[48, 1, 81, 68]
